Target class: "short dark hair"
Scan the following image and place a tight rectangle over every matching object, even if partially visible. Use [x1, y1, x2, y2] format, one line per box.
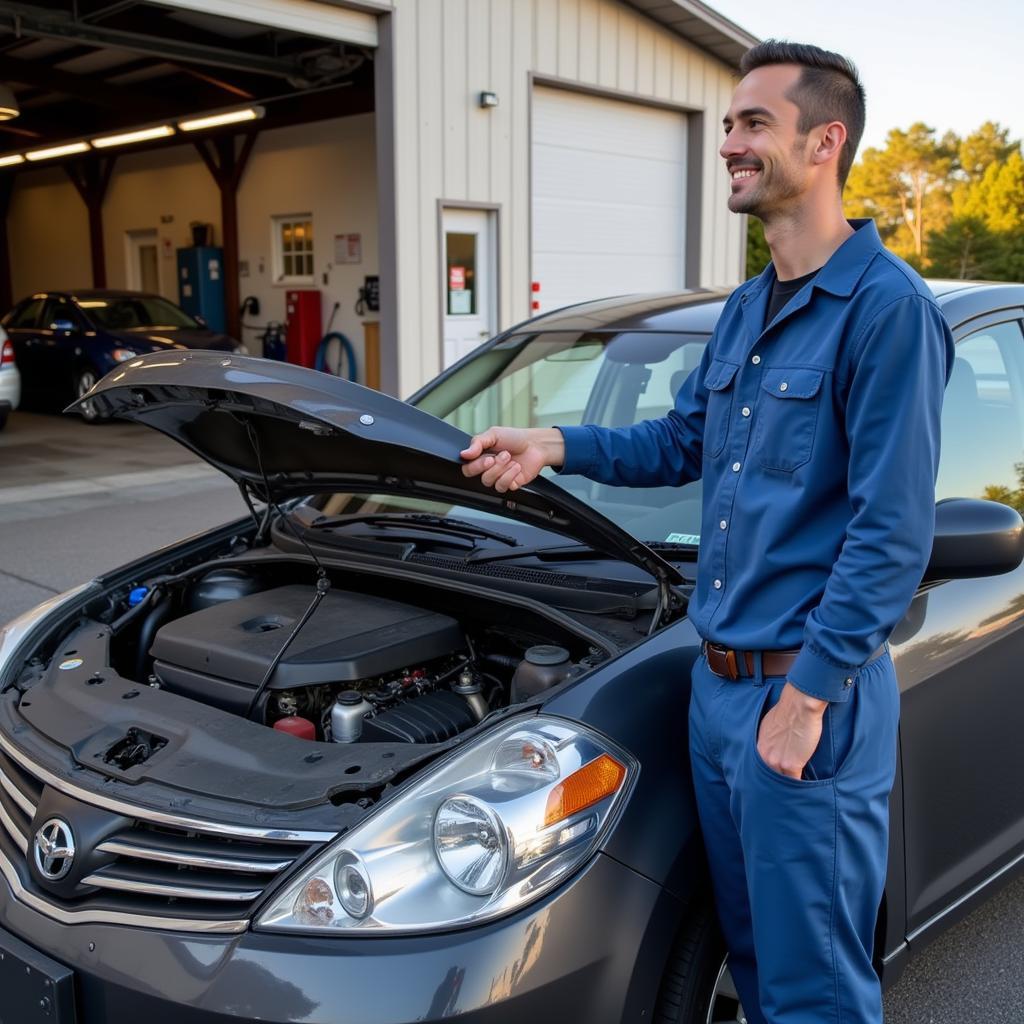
[739, 40, 866, 190]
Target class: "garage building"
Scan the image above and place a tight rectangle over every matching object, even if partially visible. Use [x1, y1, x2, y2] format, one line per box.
[0, 0, 756, 397]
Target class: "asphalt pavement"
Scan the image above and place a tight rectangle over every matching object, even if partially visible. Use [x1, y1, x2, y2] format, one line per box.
[1, 409, 1022, 1022]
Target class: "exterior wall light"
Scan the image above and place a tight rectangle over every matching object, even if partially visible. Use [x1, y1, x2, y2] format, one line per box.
[478, 91, 499, 109]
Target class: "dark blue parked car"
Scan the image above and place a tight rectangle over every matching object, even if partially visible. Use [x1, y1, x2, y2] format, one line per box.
[2, 290, 244, 420]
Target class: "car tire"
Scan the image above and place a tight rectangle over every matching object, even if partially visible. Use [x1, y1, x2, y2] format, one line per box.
[74, 366, 101, 422]
[654, 897, 748, 1024]
[0, 410, 7, 431]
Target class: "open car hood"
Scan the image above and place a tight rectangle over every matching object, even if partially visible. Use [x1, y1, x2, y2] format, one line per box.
[68, 351, 682, 587]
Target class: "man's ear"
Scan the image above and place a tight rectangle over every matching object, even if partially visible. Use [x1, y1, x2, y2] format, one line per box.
[811, 120, 847, 169]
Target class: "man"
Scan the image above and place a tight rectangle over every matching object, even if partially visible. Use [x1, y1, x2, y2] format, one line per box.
[460, 40, 954, 1024]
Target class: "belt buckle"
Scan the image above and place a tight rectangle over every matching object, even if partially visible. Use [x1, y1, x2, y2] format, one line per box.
[706, 641, 739, 681]
[724, 648, 739, 681]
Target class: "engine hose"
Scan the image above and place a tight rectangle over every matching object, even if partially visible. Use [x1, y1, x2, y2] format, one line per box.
[314, 331, 358, 381]
[134, 593, 174, 682]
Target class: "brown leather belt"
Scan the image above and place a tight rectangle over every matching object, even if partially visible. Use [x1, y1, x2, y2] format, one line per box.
[701, 639, 887, 681]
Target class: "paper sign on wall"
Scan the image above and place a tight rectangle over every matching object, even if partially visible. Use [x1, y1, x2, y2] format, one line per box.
[334, 233, 362, 264]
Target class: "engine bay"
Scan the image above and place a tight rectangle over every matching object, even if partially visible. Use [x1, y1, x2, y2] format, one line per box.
[1, 523, 676, 821]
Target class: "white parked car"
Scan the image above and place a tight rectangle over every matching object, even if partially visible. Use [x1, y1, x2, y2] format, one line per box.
[0, 326, 20, 430]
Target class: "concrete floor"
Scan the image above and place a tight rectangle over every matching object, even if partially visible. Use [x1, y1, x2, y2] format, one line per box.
[1, 408, 1023, 1022]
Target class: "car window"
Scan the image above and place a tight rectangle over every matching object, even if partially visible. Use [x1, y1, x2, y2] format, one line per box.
[42, 298, 80, 330]
[78, 296, 198, 330]
[936, 320, 1024, 509]
[319, 330, 709, 546]
[7, 297, 45, 329]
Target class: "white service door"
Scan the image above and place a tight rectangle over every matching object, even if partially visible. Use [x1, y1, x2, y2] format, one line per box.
[126, 228, 160, 293]
[531, 86, 687, 314]
[442, 208, 496, 368]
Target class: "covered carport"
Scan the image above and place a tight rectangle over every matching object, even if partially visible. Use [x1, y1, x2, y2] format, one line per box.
[0, 0, 380, 375]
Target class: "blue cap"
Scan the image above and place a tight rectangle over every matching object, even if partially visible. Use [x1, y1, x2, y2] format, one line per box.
[128, 586, 149, 607]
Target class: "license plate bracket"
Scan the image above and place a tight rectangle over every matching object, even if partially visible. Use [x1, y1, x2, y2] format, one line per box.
[0, 925, 76, 1024]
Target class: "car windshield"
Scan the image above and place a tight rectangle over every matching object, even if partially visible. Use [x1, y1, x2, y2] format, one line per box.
[311, 330, 708, 547]
[79, 296, 200, 331]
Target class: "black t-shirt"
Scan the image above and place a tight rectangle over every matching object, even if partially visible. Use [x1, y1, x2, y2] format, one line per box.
[765, 267, 821, 328]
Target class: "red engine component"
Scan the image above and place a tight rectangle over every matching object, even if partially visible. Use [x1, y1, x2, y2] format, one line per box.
[273, 716, 317, 741]
[285, 289, 322, 368]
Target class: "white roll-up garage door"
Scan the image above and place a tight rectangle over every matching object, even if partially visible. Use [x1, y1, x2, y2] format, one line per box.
[531, 85, 687, 315]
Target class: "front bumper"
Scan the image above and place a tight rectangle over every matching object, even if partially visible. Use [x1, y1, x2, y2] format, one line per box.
[0, 851, 680, 1024]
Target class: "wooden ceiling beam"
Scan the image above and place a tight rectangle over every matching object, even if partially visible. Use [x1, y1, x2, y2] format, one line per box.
[2, 54, 181, 117]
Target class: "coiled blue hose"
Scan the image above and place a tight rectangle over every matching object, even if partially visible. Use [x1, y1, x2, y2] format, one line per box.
[314, 331, 358, 381]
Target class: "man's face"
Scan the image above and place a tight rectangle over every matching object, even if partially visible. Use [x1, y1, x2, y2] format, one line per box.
[720, 64, 811, 218]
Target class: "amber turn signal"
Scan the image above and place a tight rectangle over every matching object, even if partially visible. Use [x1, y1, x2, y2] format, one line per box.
[544, 752, 626, 826]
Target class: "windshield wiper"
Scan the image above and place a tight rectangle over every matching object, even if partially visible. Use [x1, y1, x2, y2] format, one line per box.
[301, 512, 521, 547]
[467, 539, 698, 565]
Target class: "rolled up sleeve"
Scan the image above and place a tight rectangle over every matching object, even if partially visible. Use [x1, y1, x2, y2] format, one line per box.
[554, 338, 716, 487]
[787, 295, 955, 703]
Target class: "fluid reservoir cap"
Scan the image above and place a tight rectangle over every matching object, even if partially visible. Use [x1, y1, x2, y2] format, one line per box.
[337, 690, 364, 705]
[524, 644, 570, 666]
[128, 586, 149, 607]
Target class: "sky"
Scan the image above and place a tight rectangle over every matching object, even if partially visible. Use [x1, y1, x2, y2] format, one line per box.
[707, 0, 1023, 153]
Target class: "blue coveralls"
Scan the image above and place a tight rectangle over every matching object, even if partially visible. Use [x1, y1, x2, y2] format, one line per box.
[557, 219, 955, 1023]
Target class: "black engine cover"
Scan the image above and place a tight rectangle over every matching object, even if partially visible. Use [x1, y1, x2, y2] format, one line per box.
[151, 585, 464, 712]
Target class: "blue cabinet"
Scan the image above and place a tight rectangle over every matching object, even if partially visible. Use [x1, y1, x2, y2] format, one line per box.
[177, 246, 226, 333]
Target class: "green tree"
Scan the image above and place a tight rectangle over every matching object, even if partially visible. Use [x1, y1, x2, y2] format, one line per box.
[926, 217, 1004, 279]
[955, 150, 1024, 233]
[845, 123, 955, 260]
[956, 121, 1020, 186]
[745, 216, 770, 279]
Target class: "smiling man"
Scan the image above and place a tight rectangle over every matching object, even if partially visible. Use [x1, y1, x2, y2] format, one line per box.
[460, 41, 955, 1023]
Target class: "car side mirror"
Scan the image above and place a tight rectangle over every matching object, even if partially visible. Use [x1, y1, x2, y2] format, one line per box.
[51, 319, 77, 334]
[923, 497, 1024, 583]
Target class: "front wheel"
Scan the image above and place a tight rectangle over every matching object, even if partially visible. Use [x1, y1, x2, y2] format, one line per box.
[654, 898, 748, 1023]
[74, 366, 101, 422]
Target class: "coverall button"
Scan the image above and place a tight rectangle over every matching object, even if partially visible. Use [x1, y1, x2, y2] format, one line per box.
[843, 677, 853, 686]
[751, 354, 761, 364]
[741, 406, 751, 416]
[732, 462, 741, 472]
[720, 519, 727, 529]
[780, 382, 789, 392]
[713, 579, 722, 589]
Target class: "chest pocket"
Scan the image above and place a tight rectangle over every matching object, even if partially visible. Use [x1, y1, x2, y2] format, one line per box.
[702, 358, 740, 459]
[753, 366, 826, 472]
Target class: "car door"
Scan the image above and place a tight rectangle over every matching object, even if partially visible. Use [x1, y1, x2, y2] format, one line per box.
[892, 315, 1024, 940]
[3, 296, 47, 396]
[39, 296, 85, 390]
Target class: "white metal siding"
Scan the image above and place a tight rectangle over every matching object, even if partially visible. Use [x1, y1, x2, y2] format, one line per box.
[531, 86, 687, 314]
[389, 0, 743, 396]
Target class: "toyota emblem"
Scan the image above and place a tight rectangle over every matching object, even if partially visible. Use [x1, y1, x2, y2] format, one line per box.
[33, 818, 76, 881]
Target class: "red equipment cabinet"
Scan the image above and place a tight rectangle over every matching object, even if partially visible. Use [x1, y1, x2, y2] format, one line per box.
[285, 289, 322, 368]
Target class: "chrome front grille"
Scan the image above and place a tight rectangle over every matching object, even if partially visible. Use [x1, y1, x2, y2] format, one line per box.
[0, 739, 334, 933]
[0, 747, 39, 855]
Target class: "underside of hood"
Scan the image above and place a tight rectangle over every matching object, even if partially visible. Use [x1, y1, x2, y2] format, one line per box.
[67, 351, 682, 587]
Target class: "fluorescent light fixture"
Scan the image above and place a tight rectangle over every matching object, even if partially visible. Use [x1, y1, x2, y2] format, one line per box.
[92, 125, 174, 149]
[0, 154, 24, 167]
[26, 141, 90, 162]
[178, 106, 263, 132]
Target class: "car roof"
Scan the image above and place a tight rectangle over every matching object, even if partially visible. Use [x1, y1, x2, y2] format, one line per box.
[16, 290, 164, 304]
[513, 281, 1024, 335]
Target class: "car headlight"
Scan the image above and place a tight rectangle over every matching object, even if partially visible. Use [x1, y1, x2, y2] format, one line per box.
[110, 348, 138, 362]
[256, 715, 636, 935]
